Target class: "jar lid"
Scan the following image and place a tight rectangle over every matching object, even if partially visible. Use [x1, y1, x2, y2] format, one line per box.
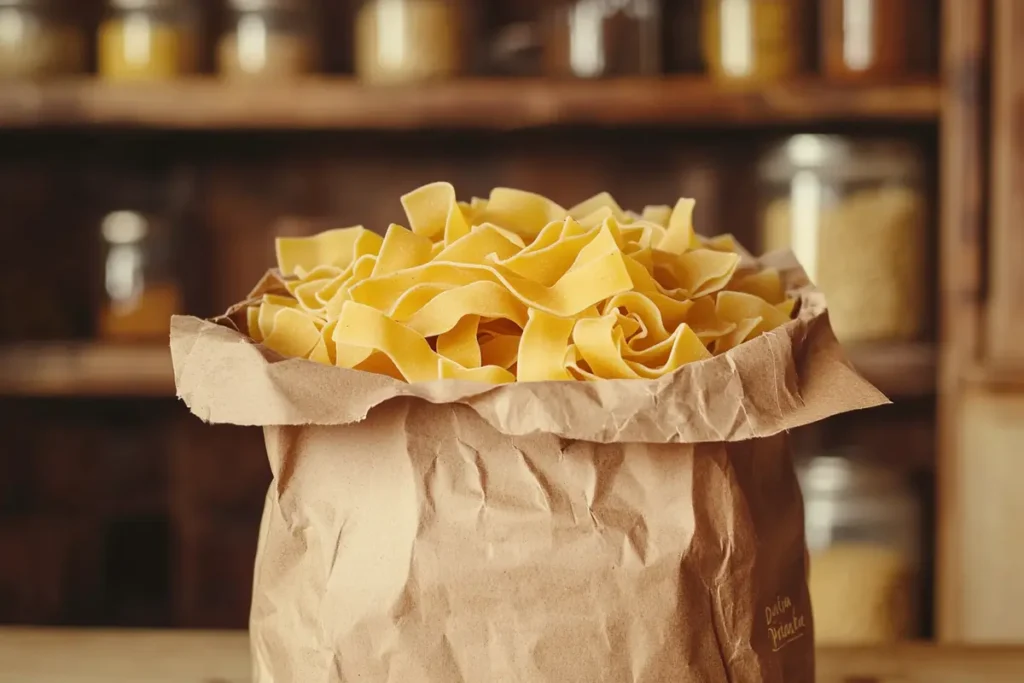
[759, 134, 923, 184]
[102, 211, 149, 245]
[797, 453, 909, 497]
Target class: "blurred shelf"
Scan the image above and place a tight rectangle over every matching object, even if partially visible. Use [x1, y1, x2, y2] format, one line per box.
[0, 340, 934, 399]
[0, 78, 942, 131]
[846, 342, 937, 399]
[0, 343, 173, 397]
[964, 362, 1024, 392]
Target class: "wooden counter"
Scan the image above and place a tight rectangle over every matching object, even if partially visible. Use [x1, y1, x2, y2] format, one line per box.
[1, 629, 1023, 683]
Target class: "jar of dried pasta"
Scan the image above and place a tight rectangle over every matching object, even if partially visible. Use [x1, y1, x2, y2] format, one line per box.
[820, 0, 917, 81]
[0, 0, 86, 79]
[702, 0, 808, 83]
[98, 209, 183, 342]
[99, 0, 198, 81]
[218, 0, 318, 81]
[797, 452, 924, 643]
[758, 135, 926, 343]
[542, 0, 662, 78]
[354, 0, 465, 84]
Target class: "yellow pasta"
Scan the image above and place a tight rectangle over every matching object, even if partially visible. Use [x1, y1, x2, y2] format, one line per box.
[261, 307, 324, 359]
[276, 227, 381, 276]
[400, 182, 470, 246]
[245, 184, 798, 383]
[371, 224, 434, 276]
[437, 315, 482, 369]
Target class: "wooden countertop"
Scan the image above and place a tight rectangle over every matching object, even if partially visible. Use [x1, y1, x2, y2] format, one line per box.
[1, 629, 1024, 683]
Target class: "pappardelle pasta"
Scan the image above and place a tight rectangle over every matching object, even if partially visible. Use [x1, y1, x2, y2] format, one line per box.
[246, 183, 796, 384]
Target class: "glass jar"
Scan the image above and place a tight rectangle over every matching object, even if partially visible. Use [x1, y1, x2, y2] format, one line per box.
[758, 135, 926, 343]
[0, 0, 86, 79]
[218, 0, 318, 81]
[354, 0, 465, 85]
[702, 0, 806, 83]
[798, 453, 923, 644]
[98, 210, 182, 342]
[820, 0, 912, 81]
[98, 0, 198, 81]
[543, 0, 661, 78]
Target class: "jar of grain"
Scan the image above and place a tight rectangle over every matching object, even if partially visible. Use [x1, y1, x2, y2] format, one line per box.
[542, 0, 662, 79]
[354, 0, 465, 84]
[797, 453, 924, 644]
[820, 0, 913, 81]
[702, 0, 807, 83]
[219, 0, 318, 81]
[99, 0, 198, 81]
[758, 135, 927, 343]
[0, 0, 86, 79]
[98, 209, 182, 342]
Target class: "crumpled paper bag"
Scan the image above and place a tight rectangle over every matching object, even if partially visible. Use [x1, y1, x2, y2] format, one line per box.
[171, 251, 887, 683]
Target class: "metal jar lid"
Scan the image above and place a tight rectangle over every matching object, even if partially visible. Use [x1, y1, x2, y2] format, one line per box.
[797, 453, 910, 498]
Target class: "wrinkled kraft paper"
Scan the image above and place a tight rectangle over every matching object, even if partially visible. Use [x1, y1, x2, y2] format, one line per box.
[171, 251, 887, 683]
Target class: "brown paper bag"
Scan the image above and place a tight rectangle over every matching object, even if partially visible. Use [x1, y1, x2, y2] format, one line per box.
[171, 251, 886, 683]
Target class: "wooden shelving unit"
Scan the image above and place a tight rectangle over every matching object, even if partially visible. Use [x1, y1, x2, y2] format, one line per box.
[11, 0, 1022, 645]
[0, 78, 942, 130]
[0, 344, 174, 397]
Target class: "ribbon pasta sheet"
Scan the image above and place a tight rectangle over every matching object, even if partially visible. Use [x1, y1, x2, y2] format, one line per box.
[249, 183, 795, 384]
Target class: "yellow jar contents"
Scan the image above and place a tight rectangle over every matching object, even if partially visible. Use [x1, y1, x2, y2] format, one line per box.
[702, 0, 803, 83]
[218, 14, 315, 81]
[762, 185, 925, 342]
[355, 0, 462, 84]
[98, 210, 182, 342]
[99, 12, 196, 81]
[809, 544, 916, 644]
[99, 282, 182, 341]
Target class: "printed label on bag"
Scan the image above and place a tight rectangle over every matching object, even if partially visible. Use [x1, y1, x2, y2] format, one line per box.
[765, 595, 807, 652]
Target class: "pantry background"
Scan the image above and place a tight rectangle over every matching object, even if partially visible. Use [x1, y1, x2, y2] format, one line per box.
[0, 0, 1020, 649]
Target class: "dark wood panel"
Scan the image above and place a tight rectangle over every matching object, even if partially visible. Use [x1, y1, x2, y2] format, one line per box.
[986, 0, 1024, 363]
[937, 0, 990, 642]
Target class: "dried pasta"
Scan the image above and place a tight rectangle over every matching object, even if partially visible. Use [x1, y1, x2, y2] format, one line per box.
[248, 182, 797, 384]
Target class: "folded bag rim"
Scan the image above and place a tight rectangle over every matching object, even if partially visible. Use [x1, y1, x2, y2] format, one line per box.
[170, 250, 888, 443]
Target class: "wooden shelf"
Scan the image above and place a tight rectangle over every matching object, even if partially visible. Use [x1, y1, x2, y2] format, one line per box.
[0, 340, 934, 399]
[846, 342, 937, 399]
[0, 343, 173, 397]
[2, 629, 1024, 683]
[0, 78, 942, 131]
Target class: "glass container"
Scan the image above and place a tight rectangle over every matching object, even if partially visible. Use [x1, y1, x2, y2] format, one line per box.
[702, 0, 806, 83]
[758, 134, 927, 343]
[542, 0, 662, 78]
[354, 0, 465, 85]
[820, 0, 912, 81]
[218, 0, 318, 81]
[98, 209, 182, 342]
[798, 453, 923, 644]
[0, 0, 86, 79]
[98, 0, 198, 81]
